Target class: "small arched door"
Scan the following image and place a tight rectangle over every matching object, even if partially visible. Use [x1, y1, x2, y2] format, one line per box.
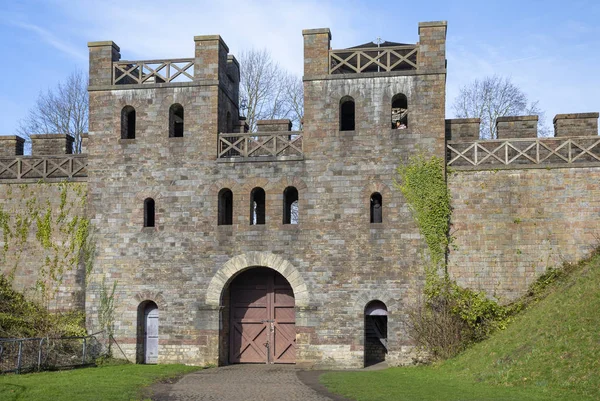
[144, 303, 159, 364]
[364, 300, 388, 367]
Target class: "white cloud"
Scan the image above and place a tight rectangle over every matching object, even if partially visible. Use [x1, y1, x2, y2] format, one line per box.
[10, 21, 87, 62]
[52, 0, 360, 76]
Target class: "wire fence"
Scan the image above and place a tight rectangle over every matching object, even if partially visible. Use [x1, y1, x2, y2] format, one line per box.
[0, 332, 108, 374]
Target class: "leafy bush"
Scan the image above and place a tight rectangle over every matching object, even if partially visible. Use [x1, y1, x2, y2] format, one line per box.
[0, 274, 85, 338]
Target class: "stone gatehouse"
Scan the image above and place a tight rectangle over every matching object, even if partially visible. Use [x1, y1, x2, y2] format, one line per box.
[1, 20, 599, 368]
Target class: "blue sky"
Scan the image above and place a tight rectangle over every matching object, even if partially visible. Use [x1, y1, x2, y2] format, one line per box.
[1, 0, 599, 135]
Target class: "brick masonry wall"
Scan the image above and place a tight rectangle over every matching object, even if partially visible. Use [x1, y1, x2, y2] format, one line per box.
[0, 182, 87, 310]
[448, 167, 600, 302]
[85, 63, 447, 368]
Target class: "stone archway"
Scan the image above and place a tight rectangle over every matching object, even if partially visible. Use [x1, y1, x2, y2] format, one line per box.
[205, 252, 309, 308]
[205, 252, 309, 365]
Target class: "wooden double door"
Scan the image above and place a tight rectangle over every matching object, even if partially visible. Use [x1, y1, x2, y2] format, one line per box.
[229, 267, 296, 364]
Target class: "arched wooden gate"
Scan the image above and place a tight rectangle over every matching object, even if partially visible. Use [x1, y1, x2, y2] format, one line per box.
[229, 267, 296, 364]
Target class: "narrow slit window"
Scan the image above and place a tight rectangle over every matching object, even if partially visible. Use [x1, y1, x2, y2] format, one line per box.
[340, 96, 355, 131]
[370, 192, 382, 223]
[250, 187, 266, 225]
[144, 198, 155, 227]
[283, 186, 299, 225]
[392, 93, 408, 129]
[218, 188, 233, 225]
[169, 104, 184, 137]
[121, 106, 136, 139]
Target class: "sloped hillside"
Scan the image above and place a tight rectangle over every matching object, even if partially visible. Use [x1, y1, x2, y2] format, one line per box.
[321, 250, 600, 401]
[443, 249, 600, 399]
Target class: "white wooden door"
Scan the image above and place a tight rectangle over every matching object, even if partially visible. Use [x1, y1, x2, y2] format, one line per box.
[144, 304, 159, 364]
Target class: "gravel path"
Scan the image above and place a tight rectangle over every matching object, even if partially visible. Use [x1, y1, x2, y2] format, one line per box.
[150, 364, 351, 401]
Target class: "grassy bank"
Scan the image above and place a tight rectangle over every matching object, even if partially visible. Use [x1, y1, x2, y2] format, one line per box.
[322, 252, 600, 400]
[0, 363, 202, 401]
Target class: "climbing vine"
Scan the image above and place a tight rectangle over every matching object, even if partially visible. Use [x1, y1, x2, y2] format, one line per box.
[396, 153, 510, 359]
[0, 181, 91, 309]
[395, 153, 451, 275]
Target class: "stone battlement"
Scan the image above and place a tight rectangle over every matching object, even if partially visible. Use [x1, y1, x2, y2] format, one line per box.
[2, 20, 600, 370]
[446, 112, 599, 141]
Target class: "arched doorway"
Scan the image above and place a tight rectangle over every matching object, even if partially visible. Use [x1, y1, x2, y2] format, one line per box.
[227, 267, 296, 364]
[137, 301, 159, 364]
[364, 300, 388, 367]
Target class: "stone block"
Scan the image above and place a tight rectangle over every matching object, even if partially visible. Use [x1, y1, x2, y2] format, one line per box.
[31, 134, 74, 155]
[553, 112, 599, 137]
[0, 135, 25, 156]
[496, 115, 538, 139]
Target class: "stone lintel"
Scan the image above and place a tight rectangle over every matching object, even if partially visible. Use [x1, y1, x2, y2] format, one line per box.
[30, 134, 74, 140]
[302, 28, 332, 39]
[553, 112, 599, 123]
[445, 118, 480, 124]
[193, 35, 229, 52]
[0, 135, 26, 143]
[87, 41, 120, 51]
[496, 115, 538, 124]
[257, 119, 292, 132]
[418, 21, 448, 34]
[227, 54, 239, 69]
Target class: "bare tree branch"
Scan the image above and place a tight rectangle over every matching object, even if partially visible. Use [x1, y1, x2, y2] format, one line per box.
[17, 71, 88, 153]
[239, 49, 303, 131]
[452, 75, 550, 139]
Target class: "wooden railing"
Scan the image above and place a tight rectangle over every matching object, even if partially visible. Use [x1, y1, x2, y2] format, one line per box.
[329, 46, 418, 74]
[113, 58, 194, 85]
[0, 155, 87, 180]
[447, 137, 600, 169]
[218, 132, 303, 160]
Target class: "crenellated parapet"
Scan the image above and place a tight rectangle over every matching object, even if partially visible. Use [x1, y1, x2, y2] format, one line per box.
[303, 21, 446, 79]
[446, 113, 600, 170]
[0, 134, 87, 182]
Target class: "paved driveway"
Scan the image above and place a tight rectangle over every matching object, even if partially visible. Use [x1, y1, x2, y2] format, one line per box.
[150, 364, 350, 401]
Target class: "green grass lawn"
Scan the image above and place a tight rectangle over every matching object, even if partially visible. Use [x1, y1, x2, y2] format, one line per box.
[321, 367, 558, 401]
[0, 363, 202, 401]
[322, 252, 600, 401]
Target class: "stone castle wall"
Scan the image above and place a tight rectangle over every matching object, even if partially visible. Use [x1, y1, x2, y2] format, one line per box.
[82, 22, 448, 368]
[2, 19, 599, 370]
[448, 167, 600, 301]
[0, 182, 87, 310]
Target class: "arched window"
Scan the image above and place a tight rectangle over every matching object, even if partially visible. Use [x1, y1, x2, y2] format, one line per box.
[391, 93, 408, 129]
[169, 104, 184, 137]
[370, 192, 383, 223]
[218, 188, 233, 225]
[340, 96, 355, 131]
[283, 186, 299, 225]
[144, 198, 155, 227]
[121, 106, 136, 139]
[250, 187, 266, 225]
[364, 300, 388, 367]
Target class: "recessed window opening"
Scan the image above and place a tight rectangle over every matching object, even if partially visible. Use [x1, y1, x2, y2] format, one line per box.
[144, 198, 155, 227]
[121, 106, 136, 139]
[218, 188, 233, 225]
[392, 93, 408, 129]
[250, 187, 266, 225]
[370, 192, 382, 223]
[283, 186, 299, 225]
[340, 96, 355, 131]
[169, 104, 184, 137]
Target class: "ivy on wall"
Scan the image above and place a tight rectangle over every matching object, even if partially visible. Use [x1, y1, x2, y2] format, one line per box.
[0, 181, 91, 309]
[396, 154, 510, 359]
